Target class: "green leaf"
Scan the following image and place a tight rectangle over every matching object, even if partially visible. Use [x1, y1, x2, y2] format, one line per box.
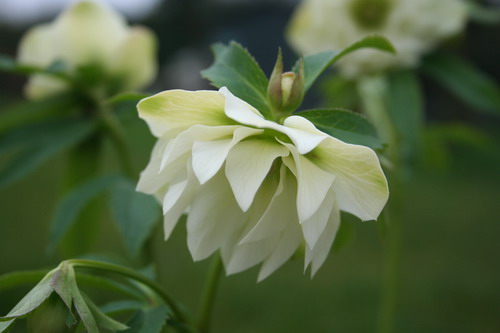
[467, 2, 500, 24]
[0, 270, 48, 294]
[105, 92, 150, 106]
[110, 179, 161, 257]
[299, 36, 395, 91]
[201, 42, 271, 117]
[100, 301, 145, 315]
[422, 52, 500, 116]
[0, 271, 54, 322]
[319, 75, 359, 109]
[386, 70, 424, 164]
[0, 54, 70, 80]
[47, 175, 121, 254]
[297, 108, 382, 149]
[84, 293, 128, 331]
[0, 119, 95, 190]
[27, 294, 71, 333]
[0, 93, 77, 135]
[123, 306, 169, 333]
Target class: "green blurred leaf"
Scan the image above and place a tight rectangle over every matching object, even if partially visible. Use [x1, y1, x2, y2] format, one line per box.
[422, 53, 500, 116]
[319, 75, 359, 109]
[0, 119, 95, 190]
[48, 175, 121, 254]
[0, 93, 77, 136]
[0, 273, 54, 324]
[84, 293, 128, 331]
[467, 2, 500, 24]
[201, 42, 271, 117]
[299, 36, 395, 91]
[100, 301, 145, 315]
[27, 294, 71, 333]
[297, 108, 382, 149]
[110, 179, 161, 257]
[0, 54, 69, 80]
[386, 70, 424, 164]
[105, 92, 150, 106]
[124, 305, 169, 333]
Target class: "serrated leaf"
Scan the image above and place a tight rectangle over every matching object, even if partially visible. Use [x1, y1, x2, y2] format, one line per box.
[0, 119, 95, 190]
[297, 108, 382, 149]
[201, 42, 271, 117]
[0, 271, 54, 322]
[422, 52, 500, 116]
[110, 179, 161, 257]
[0, 93, 77, 135]
[298, 36, 395, 91]
[123, 306, 169, 333]
[84, 293, 128, 331]
[47, 175, 121, 254]
[386, 70, 424, 164]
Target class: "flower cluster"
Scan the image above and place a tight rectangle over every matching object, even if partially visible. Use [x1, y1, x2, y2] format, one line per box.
[287, 0, 467, 77]
[137, 87, 389, 280]
[17, 0, 156, 99]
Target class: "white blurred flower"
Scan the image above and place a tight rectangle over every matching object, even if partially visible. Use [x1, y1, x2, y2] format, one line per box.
[287, 0, 468, 77]
[137, 87, 389, 280]
[17, 0, 157, 99]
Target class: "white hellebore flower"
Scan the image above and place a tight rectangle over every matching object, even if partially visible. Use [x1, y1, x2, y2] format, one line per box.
[137, 87, 389, 280]
[287, 0, 467, 77]
[17, 0, 157, 99]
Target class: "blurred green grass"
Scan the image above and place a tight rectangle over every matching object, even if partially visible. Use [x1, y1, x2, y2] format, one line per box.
[0, 114, 499, 332]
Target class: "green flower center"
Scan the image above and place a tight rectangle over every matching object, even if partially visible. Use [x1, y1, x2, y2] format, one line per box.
[349, 0, 393, 30]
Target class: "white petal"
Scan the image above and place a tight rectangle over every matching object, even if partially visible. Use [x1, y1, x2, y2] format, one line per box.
[160, 125, 239, 171]
[191, 127, 262, 184]
[17, 24, 55, 67]
[110, 26, 157, 91]
[257, 222, 302, 282]
[301, 188, 336, 250]
[305, 199, 341, 277]
[186, 171, 246, 261]
[220, 87, 326, 154]
[225, 236, 278, 275]
[282, 143, 336, 222]
[240, 165, 297, 244]
[225, 139, 289, 212]
[313, 137, 389, 221]
[138, 90, 230, 138]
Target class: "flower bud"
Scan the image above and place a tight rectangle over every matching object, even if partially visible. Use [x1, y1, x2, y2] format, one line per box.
[267, 50, 305, 116]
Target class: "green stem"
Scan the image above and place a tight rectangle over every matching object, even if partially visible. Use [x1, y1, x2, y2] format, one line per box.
[196, 255, 224, 333]
[358, 75, 403, 333]
[67, 259, 189, 325]
[97, 104, 136, 179]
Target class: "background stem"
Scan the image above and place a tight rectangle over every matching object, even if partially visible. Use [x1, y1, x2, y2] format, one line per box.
[196, 255, 223, 333]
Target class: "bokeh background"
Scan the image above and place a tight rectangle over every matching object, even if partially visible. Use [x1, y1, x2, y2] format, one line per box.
[1, 0, 500, 332]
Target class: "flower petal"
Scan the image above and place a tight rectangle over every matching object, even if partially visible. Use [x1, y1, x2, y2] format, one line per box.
[138, 90, 230, 138]
[186, 171, 246, 261]
[225, 139, 289, 212]
[220, 87, 326, 154]
[282, 143, 336, 222]
[305, 199, 341, 277]
[17, 24, 55, 67]
[313, 137, 389, 221]
[110, 26, 157, 91]
[191, 127, 262, 184]
[301, 188, 336, 250]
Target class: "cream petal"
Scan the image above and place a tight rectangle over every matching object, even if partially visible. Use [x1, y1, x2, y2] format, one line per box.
[313, 137, 389, 221]
[220, 87, 326, 154]
[186, 171, 246, 261]
[110, 26, 157, 91]
[240, 165, 297, 244]
[191, 127, 262, 184]
[225, 139, 289, 212]
[17, 24, 55, 67]
[51, 1, 128, 65]
[301, 188, 336, 250]
[137, 90, 230, 138]
[305, 199, 341, 277]
[282, 143, 336, 222]
[257, 222, 302, 282]
[160, 125, 239, 171]
[225, 236, 278, 275]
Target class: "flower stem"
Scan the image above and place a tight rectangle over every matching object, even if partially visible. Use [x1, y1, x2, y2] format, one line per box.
[67, 259, 189, 325]
[97, 104, 136, 179]
[196, 255, 224, 333]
